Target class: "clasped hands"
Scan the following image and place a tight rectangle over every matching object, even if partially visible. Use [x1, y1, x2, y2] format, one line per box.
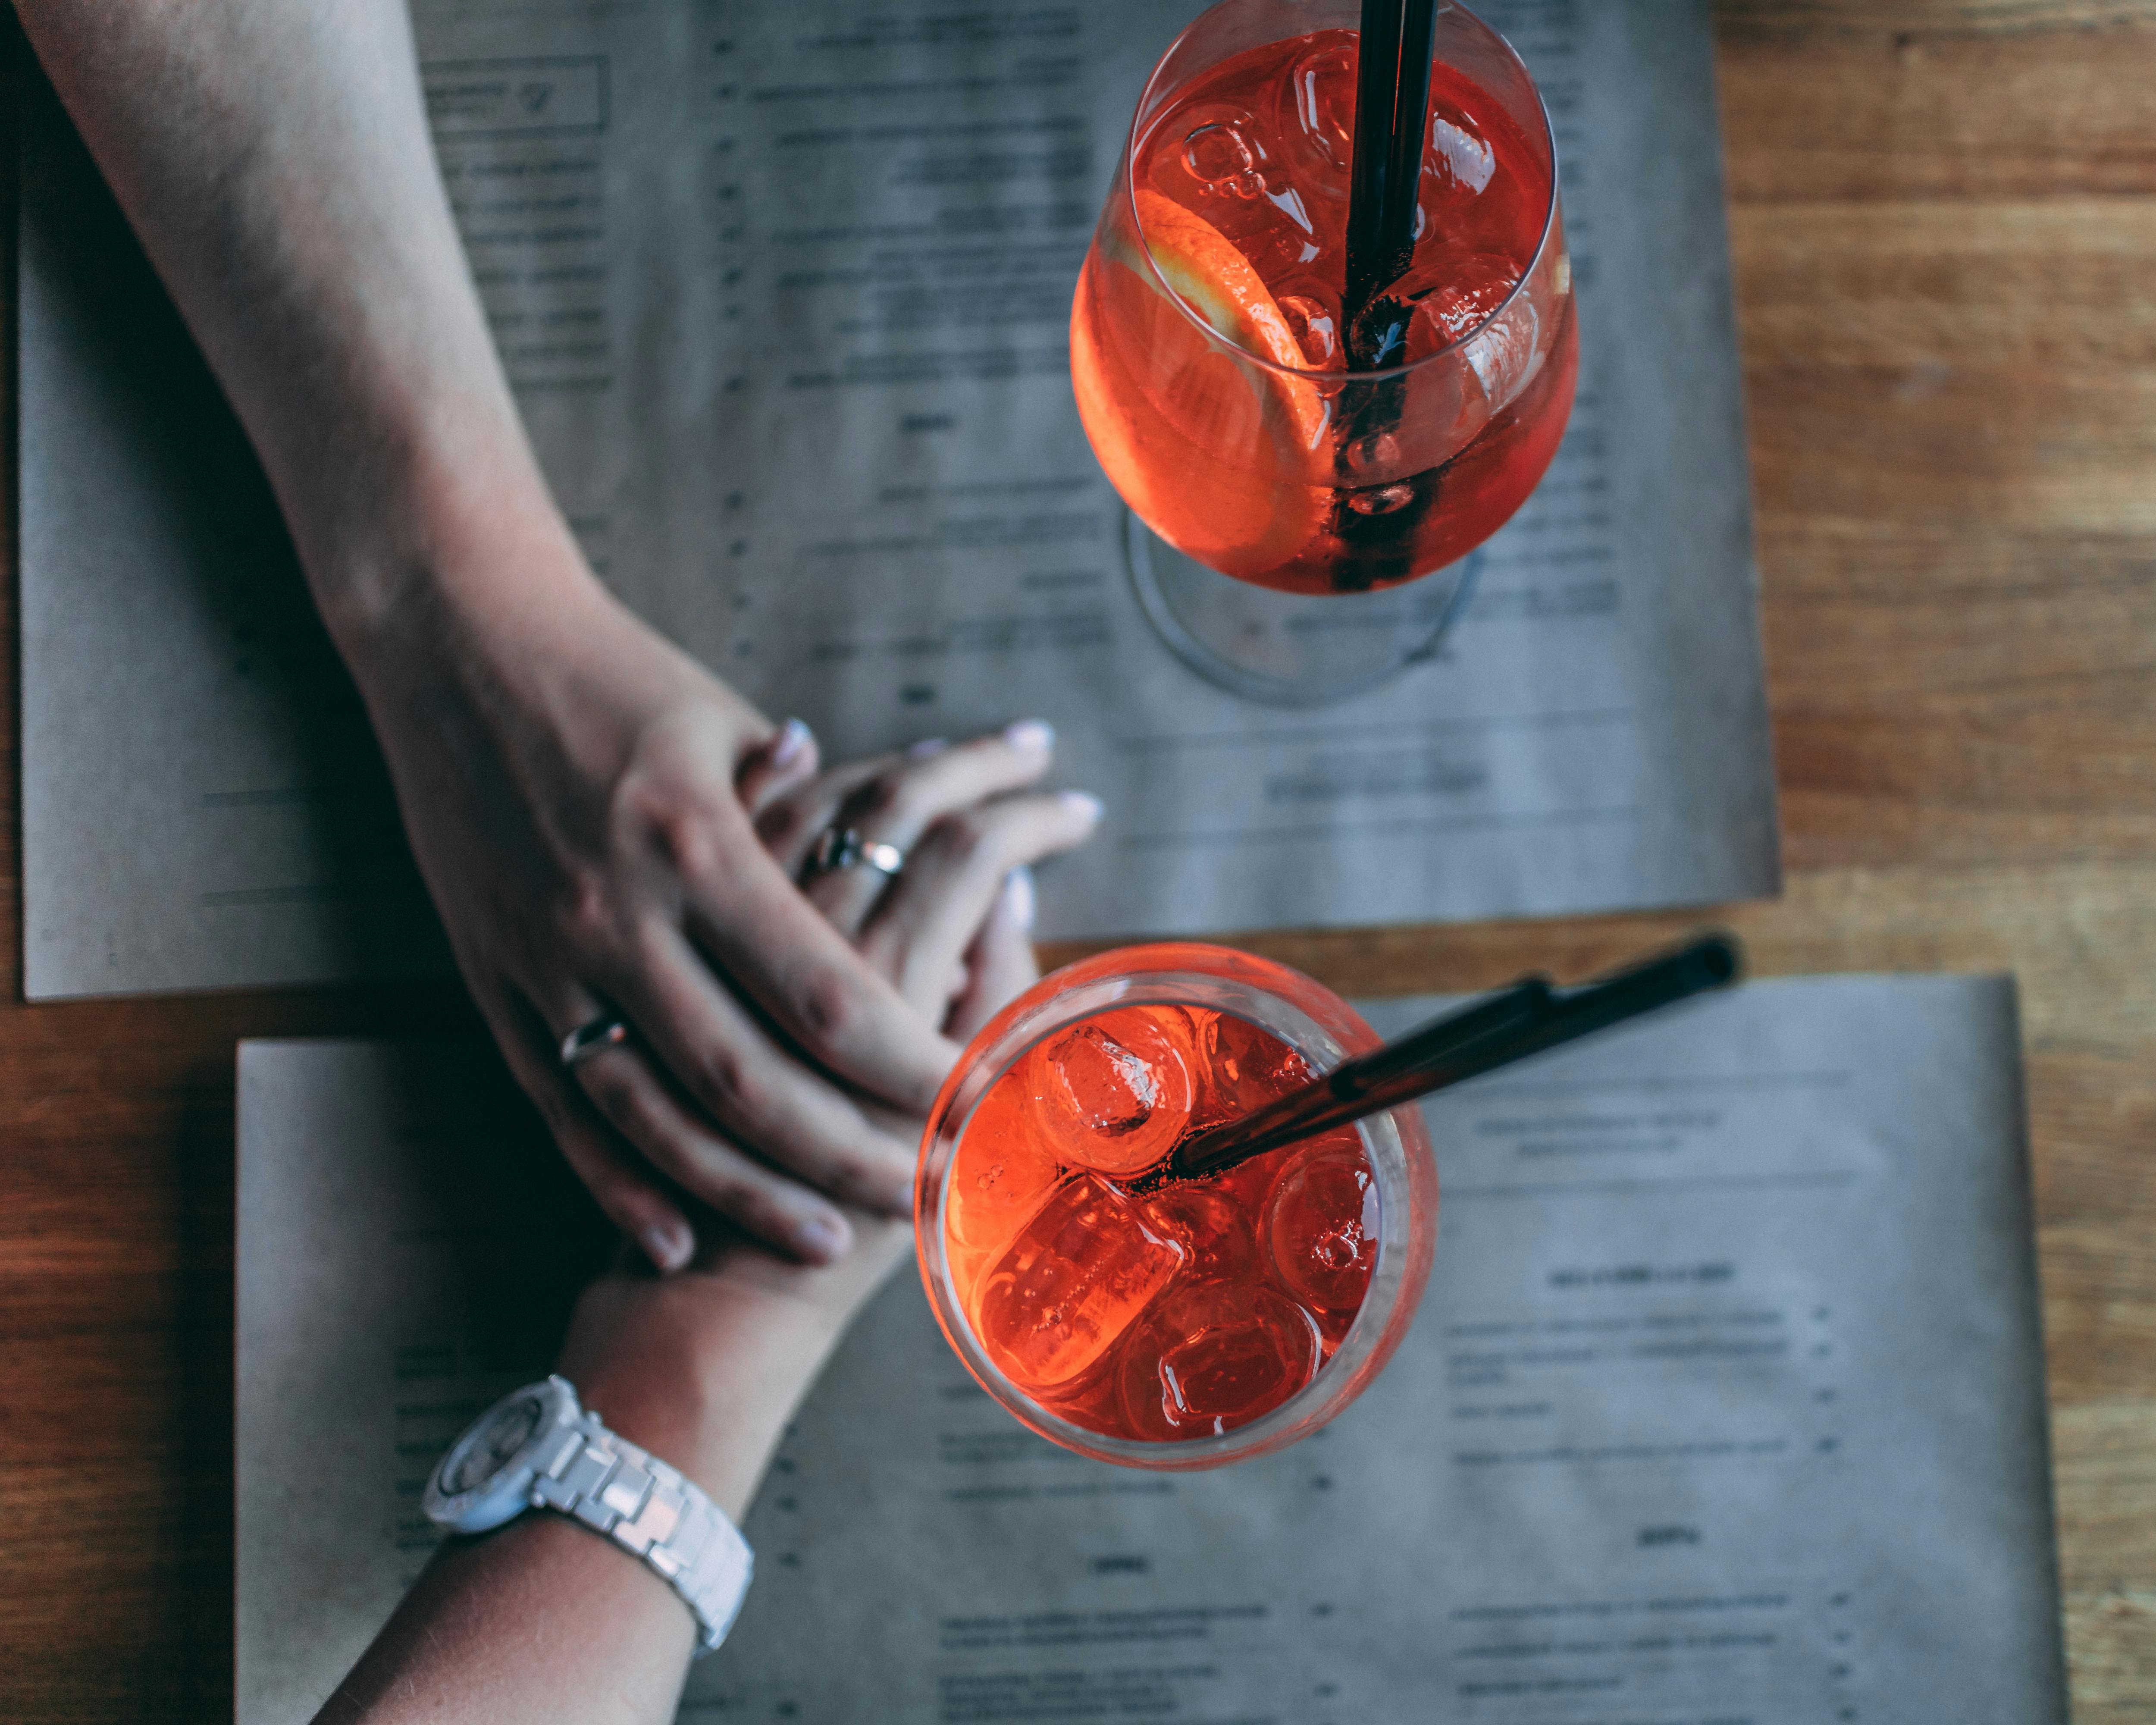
[351, 563, 1097, 1276]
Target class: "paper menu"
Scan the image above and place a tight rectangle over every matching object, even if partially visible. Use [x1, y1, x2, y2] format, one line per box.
[20, 0, 1777, 997]
[237, 976, 2066, 1724]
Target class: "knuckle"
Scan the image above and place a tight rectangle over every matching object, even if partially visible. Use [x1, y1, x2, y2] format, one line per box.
[791, 965, 864, 1052]
[556, 866, 621, 951]
[691, 1043, 763, 1120]
[857, 768, 917, 827]
[937, 809, 993, 866]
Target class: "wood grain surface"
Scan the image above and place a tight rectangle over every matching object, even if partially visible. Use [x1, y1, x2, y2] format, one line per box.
[3, 2, 2153, 1718]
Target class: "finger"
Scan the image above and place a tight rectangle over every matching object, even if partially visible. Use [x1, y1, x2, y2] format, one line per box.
[677, 800, 963, 1114]
[806, 720, 1059, 933]
[597, 921, 922, 1214]
[861, 788, 1100, 1007]
[735, 717, 819, 817]
[567, 1038, 860, 1263]
[949, 867, 1041, 1042]
[485, 985, 699, 1272]
[755, 751, 905, 876]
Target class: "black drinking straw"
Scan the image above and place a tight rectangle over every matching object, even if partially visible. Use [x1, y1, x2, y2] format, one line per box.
[1165, 934, 1744, 1182]
[1343, 0, 1441, 364]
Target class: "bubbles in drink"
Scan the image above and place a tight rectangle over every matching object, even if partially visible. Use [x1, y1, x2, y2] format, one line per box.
[1118, 1282, 1324, 1439]
[975, 1173, 1188, 1389]
[1025, 1005, 1194, 1177]
[1265, 1136, 1380, 1312]
[1184, 118, 1262, 198]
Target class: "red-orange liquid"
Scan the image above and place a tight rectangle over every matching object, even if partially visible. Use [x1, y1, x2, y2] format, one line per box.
[1071, 28, 1578, 594]
[945, 1005, 1379, 1443]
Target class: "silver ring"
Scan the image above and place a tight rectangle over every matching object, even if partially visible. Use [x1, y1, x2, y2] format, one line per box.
[806, 826, 906, 882]
[559, 1015, 630, 1069]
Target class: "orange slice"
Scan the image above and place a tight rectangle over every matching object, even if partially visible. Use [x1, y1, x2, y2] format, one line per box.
[1072, 191, 1330, 580]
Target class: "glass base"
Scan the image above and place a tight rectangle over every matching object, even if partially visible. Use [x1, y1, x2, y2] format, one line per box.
[1123, 511, 1483, 707]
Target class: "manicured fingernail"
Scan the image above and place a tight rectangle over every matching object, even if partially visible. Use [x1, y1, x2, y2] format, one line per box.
[796, 1214, 851, 1263]
[770, 717, 814, 768]
[639, 1220, 694, 1273]
[907, 736, 950, 759]
[1004, 718, 1055, 753]
[1060, 790, 1104, 825]
[1006, 865, 1037, 931]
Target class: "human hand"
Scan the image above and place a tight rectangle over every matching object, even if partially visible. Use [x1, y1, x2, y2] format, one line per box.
[553, 734, 1066, 1512]
[343, 551, 1095, 1275]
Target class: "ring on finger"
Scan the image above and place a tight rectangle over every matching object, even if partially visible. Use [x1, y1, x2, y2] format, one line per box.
[804, 825, 906, 883]
[559, 1013, 631, 1069]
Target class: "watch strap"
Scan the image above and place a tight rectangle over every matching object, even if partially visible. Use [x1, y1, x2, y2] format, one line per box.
[528, 1405, 753, 1656]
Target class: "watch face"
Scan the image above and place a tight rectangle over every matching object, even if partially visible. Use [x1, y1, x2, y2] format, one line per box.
[442, 1392, 546, 1496]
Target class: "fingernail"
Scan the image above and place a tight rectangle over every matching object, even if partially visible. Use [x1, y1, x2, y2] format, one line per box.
[1006, 865, 1037, 931]
[1060, 790, 1104, 825]
[639, 1219, 694, 1273]
[770, 717, 814, 768]
[906, 736, 950, 759]
[796, 1214, 851, 1263]
[1004, 718, 1055, 753]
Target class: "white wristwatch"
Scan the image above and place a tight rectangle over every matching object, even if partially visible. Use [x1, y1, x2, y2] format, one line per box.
[422, 1375, 753, 1656]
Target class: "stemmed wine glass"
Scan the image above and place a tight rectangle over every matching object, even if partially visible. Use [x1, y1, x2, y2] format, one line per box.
[1071, 0, 1576, 704]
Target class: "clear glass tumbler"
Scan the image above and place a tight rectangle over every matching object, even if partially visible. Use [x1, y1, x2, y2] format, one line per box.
[916, 942, 1439, 1470]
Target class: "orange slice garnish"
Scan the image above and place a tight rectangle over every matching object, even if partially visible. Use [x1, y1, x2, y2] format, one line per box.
[1072, 191, 1330, 581]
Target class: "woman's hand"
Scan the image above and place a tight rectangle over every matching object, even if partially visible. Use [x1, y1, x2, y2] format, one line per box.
[342, 526, 1097, 1276]
[552, 723, 1074, 1512]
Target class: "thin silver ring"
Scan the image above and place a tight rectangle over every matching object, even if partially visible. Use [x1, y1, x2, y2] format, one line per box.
[559, 1015, 630, 1069]
[805, 826, 906, 882]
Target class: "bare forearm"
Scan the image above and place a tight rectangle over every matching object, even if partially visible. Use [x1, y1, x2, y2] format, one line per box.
[314, 1269, 875, 1725]
[13, 0, 585, 637]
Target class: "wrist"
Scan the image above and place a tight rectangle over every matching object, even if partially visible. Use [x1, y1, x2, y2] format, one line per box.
[558, 1280, 856, 1522]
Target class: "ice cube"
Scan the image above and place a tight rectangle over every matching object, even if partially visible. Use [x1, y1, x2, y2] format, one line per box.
[1395, 252, 1523, 364]
[975, 1174, 1187, 1390]
[1141, 1179, 1258, 1283]
[1461, 293, 1542, 409]
[1264, 1138, 1380, 1313]
[1276, 293, 1341, 368]
[946, 1078, 1062, 1260]
[1427, 111, 1496, 197]
[1284, 38, 1356, 188]
[1117, 1282, 1323, 1439]
[1147, 98, 1330, 287]
[1187, 1009, 1313, 1126]
[1024, 1006, 1194, 1177]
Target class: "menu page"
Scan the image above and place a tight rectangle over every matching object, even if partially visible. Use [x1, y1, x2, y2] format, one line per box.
[238, 976, 2065, 1724]
[21, 0, 1776, 997]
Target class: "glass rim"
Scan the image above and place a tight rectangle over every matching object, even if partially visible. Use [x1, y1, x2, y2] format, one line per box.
[1118, 0, 1561, 385]
[914, 946, 1432, 1470]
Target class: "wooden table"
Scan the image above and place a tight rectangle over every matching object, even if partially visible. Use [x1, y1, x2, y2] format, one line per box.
[4, 1, 2153, 1716]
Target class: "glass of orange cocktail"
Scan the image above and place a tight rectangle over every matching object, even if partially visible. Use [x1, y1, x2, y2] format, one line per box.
[916, 944, 1438, 1469]
[1072, 0, 1576, 703]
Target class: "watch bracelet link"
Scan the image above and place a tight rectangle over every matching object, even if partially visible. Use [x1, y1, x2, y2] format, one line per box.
[528, 1408, 753, 1656]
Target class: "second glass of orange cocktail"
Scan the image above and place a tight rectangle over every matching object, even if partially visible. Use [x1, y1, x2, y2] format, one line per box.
[1072, 0, 1576, 702]
[917, 944, 1438, 1469]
